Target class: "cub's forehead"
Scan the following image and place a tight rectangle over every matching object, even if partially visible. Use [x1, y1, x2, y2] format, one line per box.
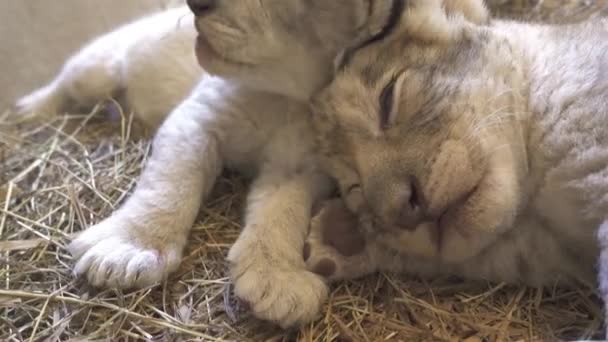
[336, 25, 485, 88]
[334, 36, 475, 95]
[334, 41, 407, 91]
[317, 44, 459, 125]
[340, 33, 415, 76]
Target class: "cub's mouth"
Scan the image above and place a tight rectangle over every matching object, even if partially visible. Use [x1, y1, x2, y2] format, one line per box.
[433, 184, 480, 252]
[367, 171, 485, 259]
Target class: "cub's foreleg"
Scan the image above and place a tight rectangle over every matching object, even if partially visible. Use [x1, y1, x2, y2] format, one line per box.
[68, 96, 222, 288]
[228, 165, 333, 328]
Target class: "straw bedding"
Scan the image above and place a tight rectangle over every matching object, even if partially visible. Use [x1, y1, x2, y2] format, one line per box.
[2, 1, 608, 341]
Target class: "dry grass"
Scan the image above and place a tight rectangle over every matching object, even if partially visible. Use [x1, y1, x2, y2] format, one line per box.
[2, 1, 608, 341]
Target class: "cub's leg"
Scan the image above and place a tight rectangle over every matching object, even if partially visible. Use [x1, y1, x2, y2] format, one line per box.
[304, 199, 380, 282]
[228, 167, 333, 328]
[15, 30, 127, 119]
[68, 97, 222, 288]
[15, 7, 196, 130]
[597, 222, 608, 338]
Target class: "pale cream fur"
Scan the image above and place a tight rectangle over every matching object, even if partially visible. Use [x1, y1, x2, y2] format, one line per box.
[16, 0, 491, 327]
[308, 1, 608, 333]
[16, 6, 199, 131]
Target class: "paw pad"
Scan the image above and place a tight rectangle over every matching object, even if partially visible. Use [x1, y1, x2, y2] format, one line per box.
[312, 258, 336, 277]
[318, 200, 365, 257]
[304, 199, 373, 281]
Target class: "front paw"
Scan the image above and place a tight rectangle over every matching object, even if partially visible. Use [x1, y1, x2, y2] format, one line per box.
[227, 240, 328, 328]
[305, 199, 372, 282]
[68, 216, 184, 289]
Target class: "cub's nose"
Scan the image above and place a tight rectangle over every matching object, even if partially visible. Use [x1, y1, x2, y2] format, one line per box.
[187, 0, 216, 16]
[395, 177, 426, 229]
[366, 176, 427, 230]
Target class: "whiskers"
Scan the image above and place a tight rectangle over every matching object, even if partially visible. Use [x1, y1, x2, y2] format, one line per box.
[458, 87, 528, 140]
[450, 89, 530, 171]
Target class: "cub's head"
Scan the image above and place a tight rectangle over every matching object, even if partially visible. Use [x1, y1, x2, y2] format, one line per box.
[186, 0, 490, 100]
[312, 0, 528, 261]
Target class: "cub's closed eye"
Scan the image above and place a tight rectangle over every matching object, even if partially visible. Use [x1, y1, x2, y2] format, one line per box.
[378, 72, 404, 130]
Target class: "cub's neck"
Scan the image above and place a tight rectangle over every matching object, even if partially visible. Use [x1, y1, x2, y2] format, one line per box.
[496, 18, 608, 233]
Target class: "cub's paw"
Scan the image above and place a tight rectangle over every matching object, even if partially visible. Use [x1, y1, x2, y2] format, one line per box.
[68, 217, 184, 289]
[228, 240, 328, 328]
[305, 199, 371, 282]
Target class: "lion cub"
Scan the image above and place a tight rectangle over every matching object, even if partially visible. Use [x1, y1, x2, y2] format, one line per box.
[15, 0, 491, 328]
[305, 0, 608, 333]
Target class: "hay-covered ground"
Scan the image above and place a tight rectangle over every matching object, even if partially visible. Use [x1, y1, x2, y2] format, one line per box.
[2, 1, 608, 341]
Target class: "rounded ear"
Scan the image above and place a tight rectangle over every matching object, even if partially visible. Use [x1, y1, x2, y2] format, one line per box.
[400, 0, 485, 43]
[444, 0, 490, 25]
[302, 0, 369, 48]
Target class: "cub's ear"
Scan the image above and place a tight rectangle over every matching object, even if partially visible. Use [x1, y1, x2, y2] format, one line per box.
[400, 0, 488, 43]
[300, 0, 370, 47]
[444, 0, 490, 25]
[303, 0, 369, 27]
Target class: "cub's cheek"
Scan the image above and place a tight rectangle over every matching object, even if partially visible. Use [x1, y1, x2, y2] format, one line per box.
[434, 168, 520, 262]
[425, 140, 480, 217]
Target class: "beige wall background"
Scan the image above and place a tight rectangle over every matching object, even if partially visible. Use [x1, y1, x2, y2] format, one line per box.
[0, 0, 181, 110]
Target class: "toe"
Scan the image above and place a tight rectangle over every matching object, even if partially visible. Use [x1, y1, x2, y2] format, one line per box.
[311, 258, 337, 278]
[73, 249, 97, 277]
[126, 250, 162, 287]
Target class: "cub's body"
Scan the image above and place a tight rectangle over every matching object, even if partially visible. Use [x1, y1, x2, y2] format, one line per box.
[396, 18, 608, 285]
[308, 7, 608, 293]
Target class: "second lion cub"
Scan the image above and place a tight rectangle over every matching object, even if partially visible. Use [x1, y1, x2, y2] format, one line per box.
[307, 0, 608, 335]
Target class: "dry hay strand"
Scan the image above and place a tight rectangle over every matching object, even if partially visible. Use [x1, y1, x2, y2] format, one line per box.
[0, 105, 604, 342]
[3, 2, 608, 340]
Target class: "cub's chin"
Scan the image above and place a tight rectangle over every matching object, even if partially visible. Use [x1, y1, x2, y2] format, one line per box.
[194, 34, 250, 78]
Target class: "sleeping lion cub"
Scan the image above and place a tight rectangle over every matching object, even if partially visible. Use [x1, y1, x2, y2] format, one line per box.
[16, 0, 488, 327]
[306, 0, 608, 335]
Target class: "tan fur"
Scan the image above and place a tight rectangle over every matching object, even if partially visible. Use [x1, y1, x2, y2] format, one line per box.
[15, 0, 491, 328]
[309, 0, 607, 305]
[193, 0, 489, 101]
